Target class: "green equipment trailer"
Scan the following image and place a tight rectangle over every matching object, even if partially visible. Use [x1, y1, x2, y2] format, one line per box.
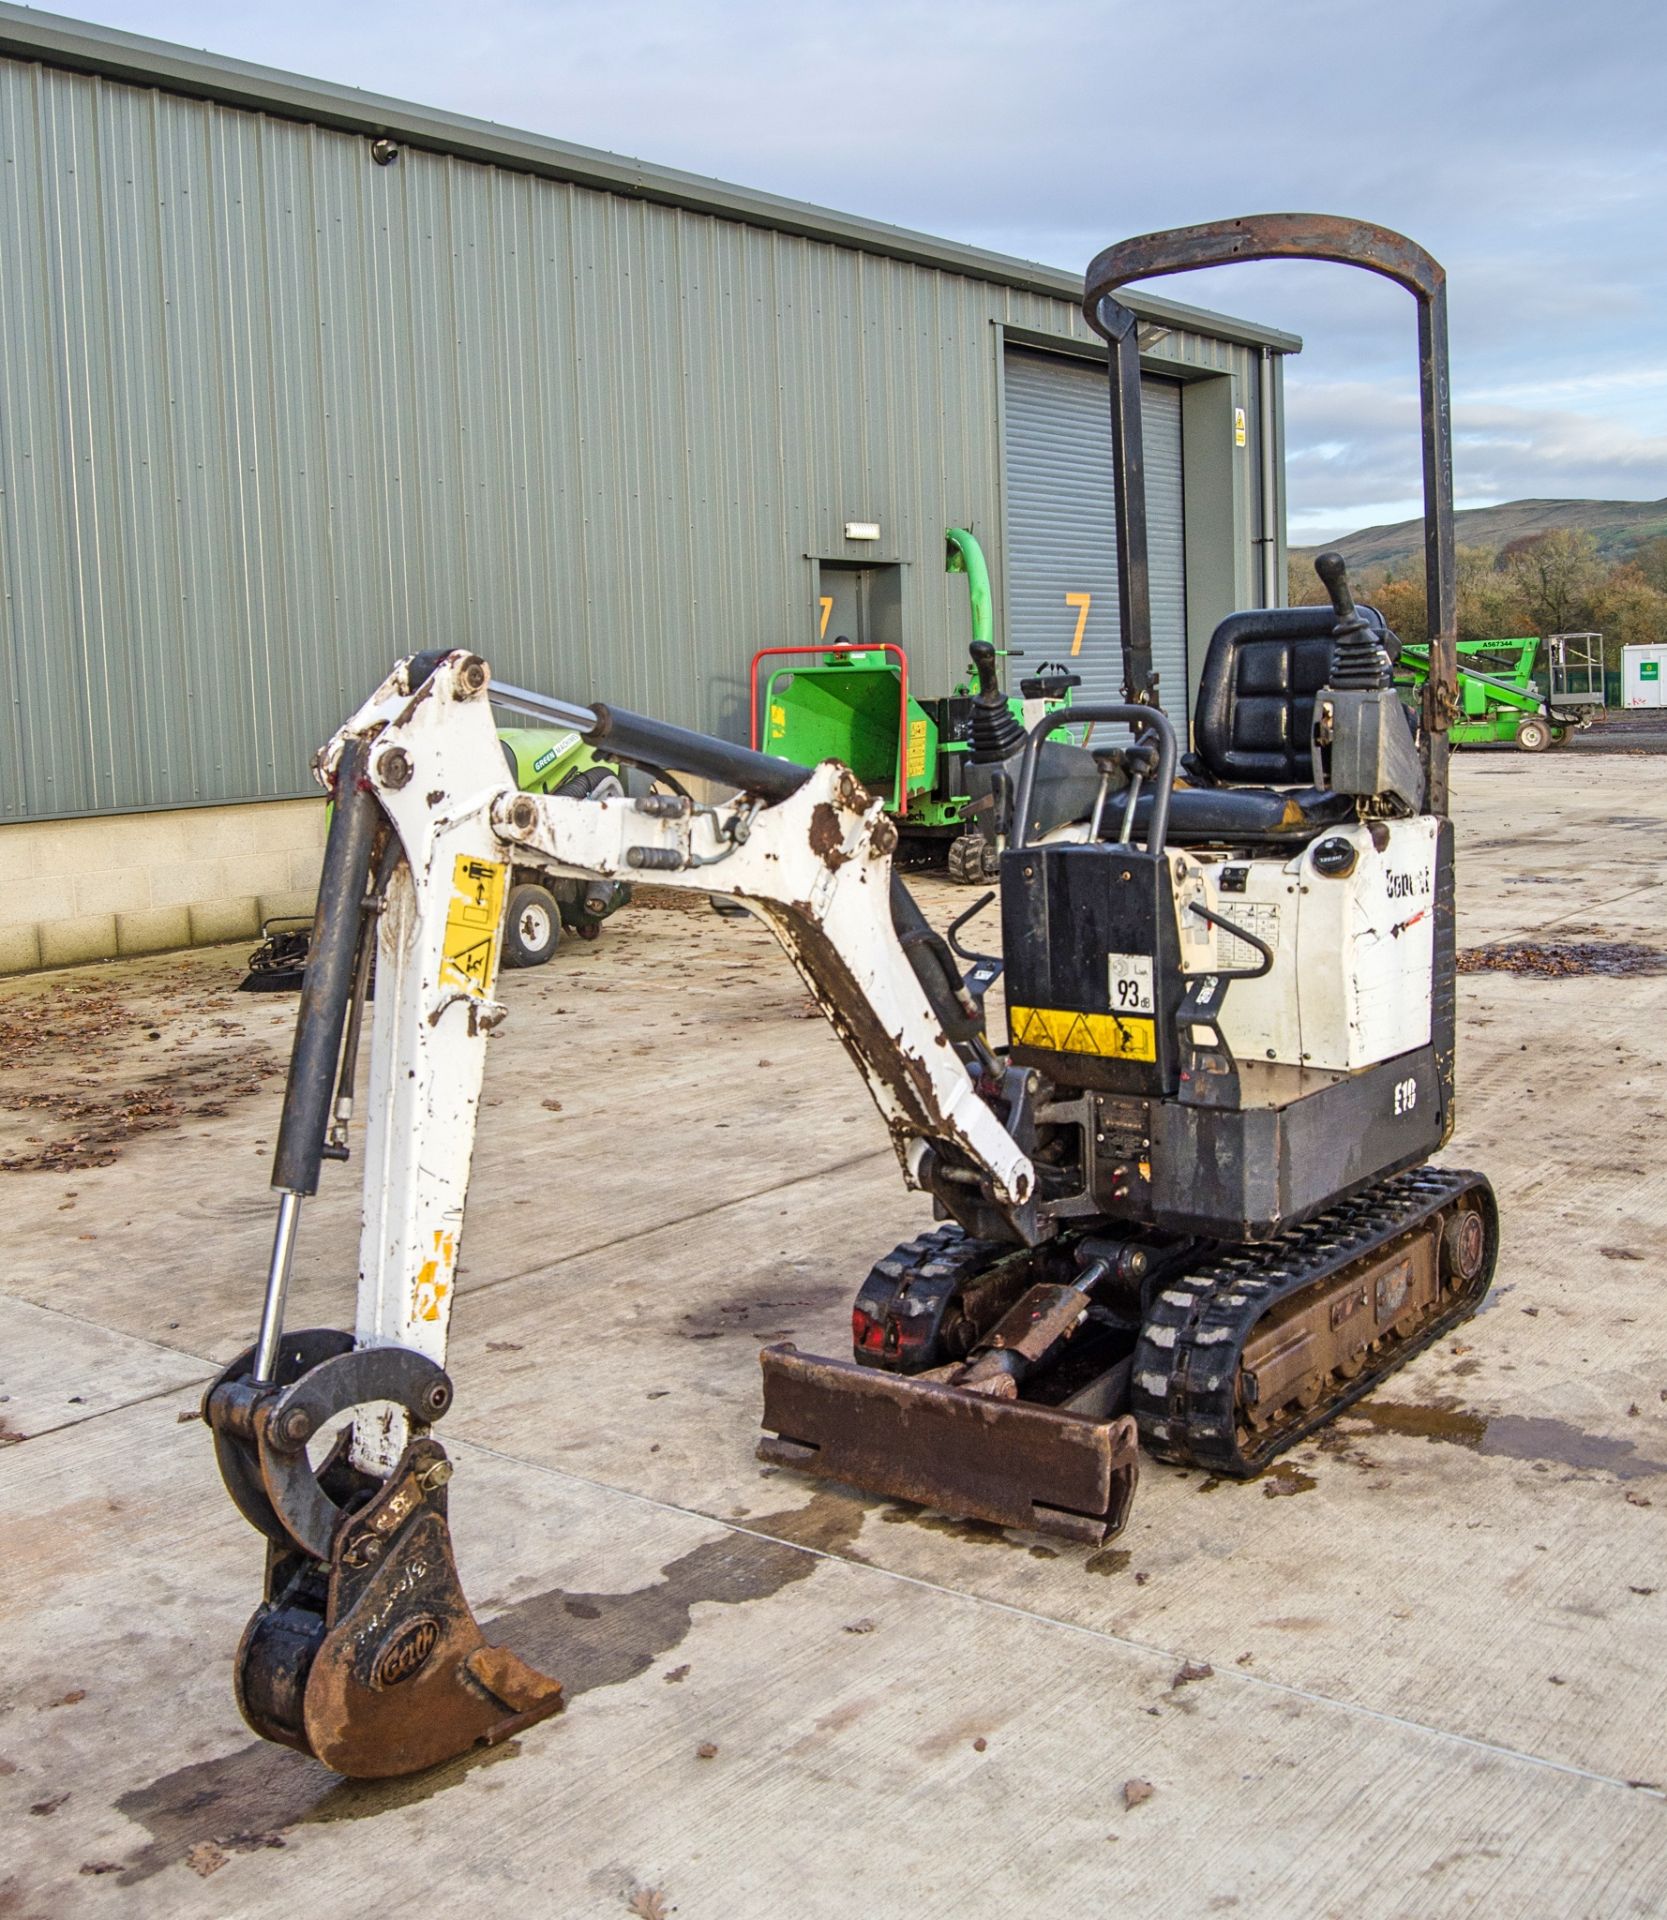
[752, 529, 1077, 881]
[1395, 633, 1605, 751]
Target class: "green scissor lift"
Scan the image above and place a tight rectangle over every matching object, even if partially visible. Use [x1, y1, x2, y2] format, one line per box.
[1395, 635, 1602, 751]
[755, 529, 1077, 881]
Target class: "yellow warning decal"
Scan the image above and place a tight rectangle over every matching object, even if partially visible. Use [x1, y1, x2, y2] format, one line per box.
[440, 853, 507, 997]
[906, 718, 929, 780]
[1009, 1004, 1157, 1063]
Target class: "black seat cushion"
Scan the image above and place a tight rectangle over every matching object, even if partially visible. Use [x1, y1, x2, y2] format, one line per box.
[1132, 784, 1357, 845]
[1193, 603, 1395, 785]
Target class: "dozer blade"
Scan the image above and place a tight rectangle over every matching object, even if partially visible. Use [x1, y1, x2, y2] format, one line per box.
[758, 1345, 1138, 1545]
[236, 1437, 564, 1778]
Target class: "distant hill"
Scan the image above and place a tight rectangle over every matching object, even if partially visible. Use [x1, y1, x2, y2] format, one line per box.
[1292, 497, 1667, 580]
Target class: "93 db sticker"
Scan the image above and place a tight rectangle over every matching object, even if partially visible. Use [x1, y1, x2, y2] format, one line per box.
[1107, 953, 1154, 1016]
[440, 854, 507, 997]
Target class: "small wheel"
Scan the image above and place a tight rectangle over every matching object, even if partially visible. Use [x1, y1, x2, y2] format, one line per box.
[502, 883, 561, 968]
[946, 832, 990, 885]
[1515, 717, 1551, 752]
[980, 836, 1001, 880]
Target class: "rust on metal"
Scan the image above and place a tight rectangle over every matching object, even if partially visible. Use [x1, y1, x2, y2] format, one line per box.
[808, 802, 852, 870]
[758, 1345, 1139, 1545]
[1084, 212, 1445, 308]
[1238, 1233, 1441, 1432]
[237, 1437, 564, 1779]
[981, 1282, 1090, 1362]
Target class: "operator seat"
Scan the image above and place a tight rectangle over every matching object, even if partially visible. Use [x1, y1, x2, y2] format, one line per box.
[1135, 602, 1399, 845]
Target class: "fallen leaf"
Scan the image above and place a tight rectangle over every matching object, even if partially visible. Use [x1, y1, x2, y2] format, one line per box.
[695, 1742, 718, 1760]
[48, 1689, 86, 1708]
[79, 1863, 122, 1877]
[1171, 1661, 1214, 1690]
[1123, 1779, 1154, 1810]
[1626, 1492, 1653, 1508]
[842, 1618, 877, 1635]
[972, 1736, 988, 1753]
[485, 1341, 524, 1352]
[1600, 1247, 1646, 1262]
[627, 1892, 669, 1920]
[176, 1409, 201, 1424]
[186, 1842, 228, 1878]
[663, 1665, 690, 1684]
[29, 1795, 68, 1816]
[1630, 1586, 1657, 1596]
[541, 1099, 564, 1112]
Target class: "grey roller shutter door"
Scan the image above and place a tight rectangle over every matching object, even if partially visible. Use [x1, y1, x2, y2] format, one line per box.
[1002, 349, 1188, 725]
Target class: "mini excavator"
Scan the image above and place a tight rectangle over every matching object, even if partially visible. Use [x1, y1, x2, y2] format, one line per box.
[206, 214, 1497, 1780]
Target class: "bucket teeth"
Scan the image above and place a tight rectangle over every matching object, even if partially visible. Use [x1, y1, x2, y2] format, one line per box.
[758, 1344, 1138, 1545]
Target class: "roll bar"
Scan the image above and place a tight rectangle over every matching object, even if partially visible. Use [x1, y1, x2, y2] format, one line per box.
[1082, 213, 1457, 817]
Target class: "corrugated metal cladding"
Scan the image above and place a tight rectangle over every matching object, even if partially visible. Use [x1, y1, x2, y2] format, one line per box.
[1002, 352, 1186, 714]
[0, 49, 1280, 823]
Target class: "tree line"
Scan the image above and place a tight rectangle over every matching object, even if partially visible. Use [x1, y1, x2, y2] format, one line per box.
[1289, 530, 1667, 665]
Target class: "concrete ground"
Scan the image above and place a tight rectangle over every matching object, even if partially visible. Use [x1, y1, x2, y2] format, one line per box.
[3, 753, 1665, 1919]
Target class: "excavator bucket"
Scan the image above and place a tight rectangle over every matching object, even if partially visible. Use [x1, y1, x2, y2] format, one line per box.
[235, 1436, 564, 1779]
[207, 1335, 564, 1779]
[758, 1345, 1139, 1545]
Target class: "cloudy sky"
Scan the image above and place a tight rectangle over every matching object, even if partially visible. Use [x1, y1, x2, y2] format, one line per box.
[64, 0, 1667, 541]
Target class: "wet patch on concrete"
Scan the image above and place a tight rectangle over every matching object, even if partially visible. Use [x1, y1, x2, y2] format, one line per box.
[1260, 1463, 1317, 1499]
[878, 1505, 1028, 1549]
[1456, 941, 1667, 979]
[1350, 1399, 1667, 1480]
[676, 1279, 848, 1344]
[108, 1490, 864, 1884]
[1084, 1547, 1131, 1577]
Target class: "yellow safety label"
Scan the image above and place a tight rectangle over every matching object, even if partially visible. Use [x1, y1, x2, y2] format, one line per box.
[906, 718, 929, 780]
[439, 853, 506, 997]
[769, 700, 787, 740]
[1009, 1004, 1157, 1063]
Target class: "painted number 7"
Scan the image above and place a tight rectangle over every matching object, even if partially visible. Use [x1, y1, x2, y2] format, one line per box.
[1065, 591, 1091, 656]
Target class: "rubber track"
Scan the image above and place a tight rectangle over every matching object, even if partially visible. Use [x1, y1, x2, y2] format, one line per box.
[853, 1223, 1008, 1370]
[1132, 1167, 1496, 1476]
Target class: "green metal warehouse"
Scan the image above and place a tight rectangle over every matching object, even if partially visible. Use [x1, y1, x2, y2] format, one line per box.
[0, 5, 1297, 974]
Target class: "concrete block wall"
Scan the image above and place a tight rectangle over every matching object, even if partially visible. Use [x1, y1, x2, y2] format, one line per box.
[0, 800, 326, 974]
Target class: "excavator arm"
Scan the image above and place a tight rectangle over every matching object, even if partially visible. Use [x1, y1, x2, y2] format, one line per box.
[206, 646, 1037, 1777]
